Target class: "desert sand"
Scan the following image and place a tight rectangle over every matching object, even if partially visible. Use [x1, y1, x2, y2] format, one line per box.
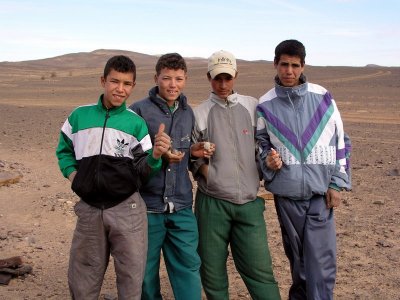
[0, 50, 399, 299]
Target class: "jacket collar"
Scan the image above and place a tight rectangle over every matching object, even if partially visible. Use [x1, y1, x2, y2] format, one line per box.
[209, 91, 239, 108]
[97, 94, 127, 115]
[274, 74, 308, 99]
[148, 86, 188, 113]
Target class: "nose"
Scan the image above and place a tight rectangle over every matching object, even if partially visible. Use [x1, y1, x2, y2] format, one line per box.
[116, 82, 124, 91]
[220, 79, 227, 88]
[169, 79, 177, 87]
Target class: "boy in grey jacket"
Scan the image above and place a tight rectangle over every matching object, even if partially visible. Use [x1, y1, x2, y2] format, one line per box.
[256, 40, 351, 300]
[191, 50, 280, 300]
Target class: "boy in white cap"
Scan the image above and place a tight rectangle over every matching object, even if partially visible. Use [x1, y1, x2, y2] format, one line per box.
[190, 50, 281, 299]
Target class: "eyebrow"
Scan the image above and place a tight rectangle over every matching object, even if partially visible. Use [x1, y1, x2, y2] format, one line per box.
[109, 77, 134, 84]
[280, 62, 301, 67]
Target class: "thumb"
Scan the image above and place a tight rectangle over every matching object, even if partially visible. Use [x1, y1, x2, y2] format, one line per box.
[270, 148, 277, 155]
[158, 123, 165, 134]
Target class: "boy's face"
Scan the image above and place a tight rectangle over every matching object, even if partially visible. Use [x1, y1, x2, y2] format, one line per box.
[101, 69, 135, 108]
[155, 68, 187, 105]
[209, 73, 236, 100]
[274, 54, 305, 87]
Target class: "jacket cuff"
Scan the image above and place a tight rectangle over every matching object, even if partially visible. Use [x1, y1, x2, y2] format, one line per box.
[65, 167, 77, 179]
[328, 183, 342, 192]
[147, 154, 162, 170]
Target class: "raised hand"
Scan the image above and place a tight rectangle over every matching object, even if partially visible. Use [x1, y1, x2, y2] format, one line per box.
[152, 123, 171, 159]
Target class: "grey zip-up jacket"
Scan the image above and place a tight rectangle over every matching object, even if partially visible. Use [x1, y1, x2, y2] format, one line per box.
[191, 92, 260, 204]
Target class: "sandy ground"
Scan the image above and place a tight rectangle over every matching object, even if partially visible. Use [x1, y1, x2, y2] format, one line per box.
[0, 52, 399, 299]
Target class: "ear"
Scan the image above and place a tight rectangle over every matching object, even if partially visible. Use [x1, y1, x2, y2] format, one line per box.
[100, 76, 106, 87]
[154, 74, 158, 84]
[274, 58, 279, 69]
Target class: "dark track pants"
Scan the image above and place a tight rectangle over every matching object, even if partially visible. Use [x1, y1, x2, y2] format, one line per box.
[274, 195, 336, 300]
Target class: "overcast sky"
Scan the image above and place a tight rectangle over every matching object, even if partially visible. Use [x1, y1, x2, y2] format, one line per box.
[1, 0, 399, 66]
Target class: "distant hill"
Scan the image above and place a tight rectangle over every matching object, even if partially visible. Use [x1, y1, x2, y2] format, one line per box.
[0, 49, 276, 72]
[0, 50, 161, 71]
[365, 64, 383, 68]
[0, 50, 393, 72]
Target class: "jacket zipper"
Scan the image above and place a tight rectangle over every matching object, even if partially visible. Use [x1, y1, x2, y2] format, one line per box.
[288, 91, 305, 197]
[227, 101, 241, 201]
[97, 109, 110, 209]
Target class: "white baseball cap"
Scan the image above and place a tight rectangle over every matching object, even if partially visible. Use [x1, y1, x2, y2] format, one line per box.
[207, 50, 237, 79]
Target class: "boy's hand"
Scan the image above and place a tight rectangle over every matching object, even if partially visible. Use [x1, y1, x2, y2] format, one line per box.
[326, 188, 341, 208]
[68, 171, 77, 183]
[152, 123, 171, 159]
[266, 148, 282, 170]
[191, 142, 216, 158]
[163, 149, 185, 163]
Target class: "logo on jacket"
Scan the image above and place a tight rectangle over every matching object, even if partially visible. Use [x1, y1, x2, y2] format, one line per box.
[114, 139, 129, 157]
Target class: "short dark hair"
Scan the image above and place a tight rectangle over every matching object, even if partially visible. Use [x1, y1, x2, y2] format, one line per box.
[104, 55, 136, 81]
[155, 53, 187, 75]
[274, 39, 306, 66]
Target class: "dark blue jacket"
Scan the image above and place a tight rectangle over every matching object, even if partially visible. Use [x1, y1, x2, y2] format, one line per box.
[129, 86, 194, 212]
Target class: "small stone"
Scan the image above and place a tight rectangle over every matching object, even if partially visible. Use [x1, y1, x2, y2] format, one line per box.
[373, 199, 385, 205]
[204, 142, 211, 150]
[387, 168, 399, 176]
[376, 240, 393, 248]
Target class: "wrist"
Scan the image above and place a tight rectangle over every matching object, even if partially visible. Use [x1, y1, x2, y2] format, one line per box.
[329, 183, 342, 192]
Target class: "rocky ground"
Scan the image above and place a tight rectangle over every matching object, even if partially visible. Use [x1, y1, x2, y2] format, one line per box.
[0, 53, 399, 299]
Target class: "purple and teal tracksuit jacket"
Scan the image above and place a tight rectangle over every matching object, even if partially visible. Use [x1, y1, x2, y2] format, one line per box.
[256, 76, 351, 199]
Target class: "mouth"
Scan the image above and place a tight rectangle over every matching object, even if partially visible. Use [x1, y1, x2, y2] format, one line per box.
[167, 90, 178, 97]
[113, 94, 125, 100]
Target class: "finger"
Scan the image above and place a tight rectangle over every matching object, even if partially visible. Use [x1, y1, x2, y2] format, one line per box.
[158, 123, 165, 134]
[326, 195, 331, 208]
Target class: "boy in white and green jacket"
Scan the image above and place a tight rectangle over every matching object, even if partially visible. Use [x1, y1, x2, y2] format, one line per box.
[56, 55, 171, 300]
